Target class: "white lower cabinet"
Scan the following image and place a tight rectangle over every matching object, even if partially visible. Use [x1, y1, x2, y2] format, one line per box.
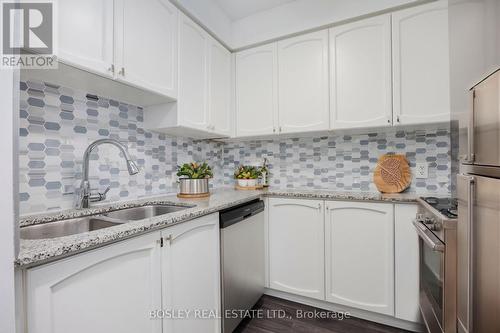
[267, 198, 419, 325]
[394, 204, 420, 323]
[26, 232, 162, 333]
[268, 198, 325, 300]
[161, 214, 221, 333]
[325, 201, 394, 316]
[25, 213, 220, 333]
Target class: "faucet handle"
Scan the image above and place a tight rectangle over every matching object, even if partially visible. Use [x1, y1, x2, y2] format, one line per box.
[99, 186, 111, 201]
[88, 186, 111, 203]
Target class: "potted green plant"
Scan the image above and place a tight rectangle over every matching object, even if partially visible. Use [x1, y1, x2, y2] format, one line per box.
[234, 165, 262, 188]
[177, 162, 213, 195]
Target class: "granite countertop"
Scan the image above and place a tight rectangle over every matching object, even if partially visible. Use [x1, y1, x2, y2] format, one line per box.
[17, 188, 419, 268]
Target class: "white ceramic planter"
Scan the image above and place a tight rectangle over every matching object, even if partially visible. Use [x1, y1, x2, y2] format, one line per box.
[237, 179, 257, 187]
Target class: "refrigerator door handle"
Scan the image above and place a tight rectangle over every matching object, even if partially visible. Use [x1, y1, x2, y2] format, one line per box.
[463, 175, 475, 333]
[467, 89, 476, 163]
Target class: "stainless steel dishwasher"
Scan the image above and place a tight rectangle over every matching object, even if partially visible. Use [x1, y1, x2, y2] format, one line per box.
[220, 199, 265, 333]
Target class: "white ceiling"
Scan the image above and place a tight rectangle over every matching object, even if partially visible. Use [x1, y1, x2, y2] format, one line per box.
[213, 0, 296, 21]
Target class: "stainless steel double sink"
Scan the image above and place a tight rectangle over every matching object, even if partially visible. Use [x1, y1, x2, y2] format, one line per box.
[20, 204, 194, 240]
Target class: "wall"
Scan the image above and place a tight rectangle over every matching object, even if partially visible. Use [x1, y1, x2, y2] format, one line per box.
[0, 64, 19, 333]
[19, 79, 451, 215]
[172, 0, 426, 49]
[221, 128, 451, 193]
[171, 0, 233, 48]
[229, 0, 421, 49]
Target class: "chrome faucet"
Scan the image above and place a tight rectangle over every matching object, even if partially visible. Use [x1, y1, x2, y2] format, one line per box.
[76, 139, 139, 209]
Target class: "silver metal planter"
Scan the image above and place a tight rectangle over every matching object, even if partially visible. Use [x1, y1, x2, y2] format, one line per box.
[178, 178, 209, 195]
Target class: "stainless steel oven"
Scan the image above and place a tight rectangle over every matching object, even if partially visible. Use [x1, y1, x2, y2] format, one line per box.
[415, 198, 457, 333]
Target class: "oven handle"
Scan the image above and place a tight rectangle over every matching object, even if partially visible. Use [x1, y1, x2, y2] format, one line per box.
[412, 220, 445, 252]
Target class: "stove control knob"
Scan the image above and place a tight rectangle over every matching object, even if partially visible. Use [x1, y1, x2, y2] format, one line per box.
[416, 213, 424, 222]
[424, 217, 437, 230]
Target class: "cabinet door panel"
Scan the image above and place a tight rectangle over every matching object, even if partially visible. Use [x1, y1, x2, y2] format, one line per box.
[209, 39, 232, 136]
[268, 198, 324, 300]
[395, 204, 420, 323]
[178, 13, 209, 131]
[117, 0, 178, 97]
[162, 213, 221, 333]
[330, 15, 392, 129]
[325, 201, 394, 315]
[278, 30, 329, 134]
[392, 0, 450, 125]
[26, 233, 162, 333]
[58, 0, 114, 76]
[236, 44, 278, 137]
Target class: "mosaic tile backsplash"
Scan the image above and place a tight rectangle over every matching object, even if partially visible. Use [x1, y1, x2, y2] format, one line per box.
[221, 130, 451, 193]
[19, 79, 451, 215]
[19, 80, 223, 214]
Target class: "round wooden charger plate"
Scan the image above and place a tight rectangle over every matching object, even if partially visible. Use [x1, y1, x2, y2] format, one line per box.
[177, 192, 210, 199]
[373, 154, 412, 193]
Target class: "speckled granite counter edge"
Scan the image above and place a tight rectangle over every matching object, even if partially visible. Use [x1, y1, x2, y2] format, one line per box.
[17, 189, 421, 268]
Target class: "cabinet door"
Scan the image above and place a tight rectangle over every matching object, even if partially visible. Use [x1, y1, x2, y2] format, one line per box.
[278, 30, 330, 134]
[392, 0, 450, 125]
[177, 13, 210, 131]
[162, 213, 221, 333]
[325, 201, 394, 315]
[330, 15, 392, 129]
[394, 204, 420, 323]
[26, 233, 162, 333]
[235, 44, 278, 137]
[115, 0, 178, 97]
[58, 0, 114, 77]
[268, 198, 324, 300]
[208, 38, 232, 137]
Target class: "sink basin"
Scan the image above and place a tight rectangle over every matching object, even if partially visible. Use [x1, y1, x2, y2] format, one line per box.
[102, 204, 192, 221]
[20, 204, 193, 240]
[20, 217, 123, 240]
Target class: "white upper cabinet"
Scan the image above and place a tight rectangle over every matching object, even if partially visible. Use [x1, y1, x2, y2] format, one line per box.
[58, 0, 114, 77]
[115, 0, 178, 98]
[177, 13, 210, 132]
[392, 0, 450, 125]
[144, 14, 232, 138]
[208, 38, 232, 136]
[325, 201, 394, 316]
[235, 44, 279, 137]
[278, 30, 330, 134]
[26, 232, 162, 333]
[330, 15, 392, 129]
[268, 198, 325, 300]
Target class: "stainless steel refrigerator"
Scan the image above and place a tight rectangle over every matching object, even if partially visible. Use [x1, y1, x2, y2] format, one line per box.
[457, 68, 500, 333]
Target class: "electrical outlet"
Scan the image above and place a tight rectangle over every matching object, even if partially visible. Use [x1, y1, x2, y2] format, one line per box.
[415, 163, 428, 179]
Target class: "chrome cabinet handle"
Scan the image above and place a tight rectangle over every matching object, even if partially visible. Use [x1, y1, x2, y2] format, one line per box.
[108, 64, 115, 74]
[412, 220, 445, 252]
[396, 115, 400, 123]
[317, 203, 322, 210]
[273, 128, 276, 133]
[118, 67, 125, 76]
[164, 234, 173, 245]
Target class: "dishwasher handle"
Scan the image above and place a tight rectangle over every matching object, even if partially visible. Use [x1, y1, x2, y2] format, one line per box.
[219, 200, 265, 229]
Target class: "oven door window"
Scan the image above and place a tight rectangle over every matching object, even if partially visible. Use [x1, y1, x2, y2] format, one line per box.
[420, 238, 444, 322]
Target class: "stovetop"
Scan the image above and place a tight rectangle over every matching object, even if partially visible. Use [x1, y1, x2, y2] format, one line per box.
[421, 197, 458, 219]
